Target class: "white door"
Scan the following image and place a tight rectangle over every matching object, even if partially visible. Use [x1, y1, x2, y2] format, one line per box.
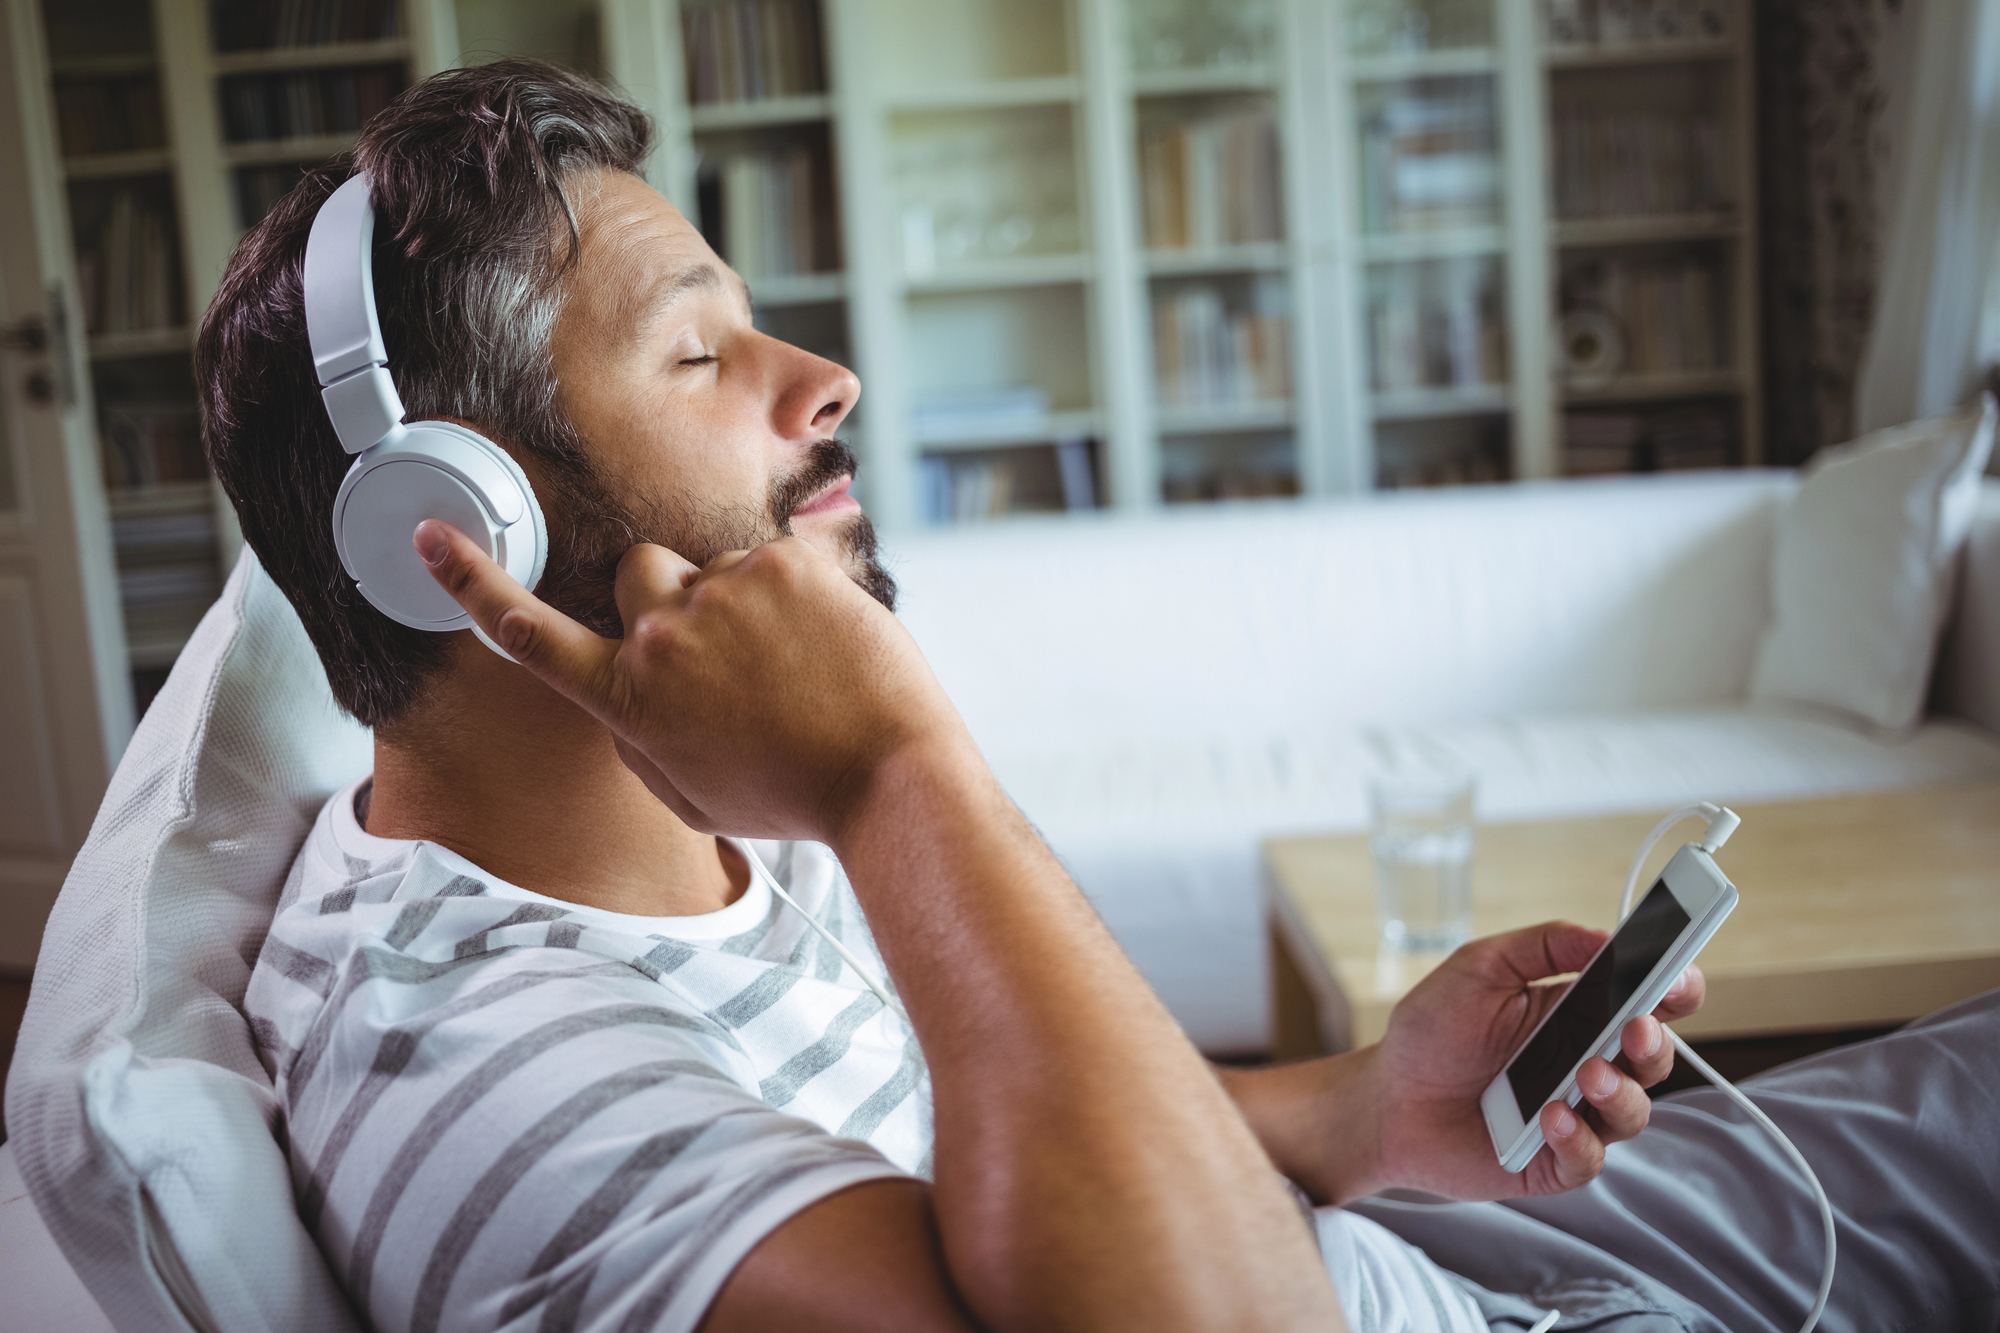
[0, 0, 134, 972]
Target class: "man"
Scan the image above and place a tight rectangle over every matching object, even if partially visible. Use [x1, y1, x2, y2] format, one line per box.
[208, 62, 1999, 1333]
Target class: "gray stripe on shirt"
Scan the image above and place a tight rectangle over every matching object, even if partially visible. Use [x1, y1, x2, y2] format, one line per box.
[344, 1003, 734, 1315]
[263, 937, 337, 998]
[611, 1155, 856, 1333]
[837, 1038, 925, 1142]
[297, 961, 636, 1231]
[385, 875, 486, 948]
[407, 1059, 719, 1333]
[708, 965, 805, 1031]
[496, 1110, 751, 1327]
[758, 993, 883, 1108]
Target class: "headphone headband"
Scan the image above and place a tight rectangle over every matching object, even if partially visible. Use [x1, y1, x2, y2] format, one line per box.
[303, 172, 406, 454]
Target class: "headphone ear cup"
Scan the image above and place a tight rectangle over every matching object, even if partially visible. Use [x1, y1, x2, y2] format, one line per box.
[331, 422, 547, 631]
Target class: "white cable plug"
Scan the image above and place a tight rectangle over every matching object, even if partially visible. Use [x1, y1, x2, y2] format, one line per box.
[1617, 805, 1835, 1333]
[729, 836, 910, 1024]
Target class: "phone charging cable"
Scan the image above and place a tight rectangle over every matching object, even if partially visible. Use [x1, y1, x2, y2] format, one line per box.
[1613, 803, 1837, 1333]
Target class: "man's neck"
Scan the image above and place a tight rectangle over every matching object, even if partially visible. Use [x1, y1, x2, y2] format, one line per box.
[362, 639, 745, 917]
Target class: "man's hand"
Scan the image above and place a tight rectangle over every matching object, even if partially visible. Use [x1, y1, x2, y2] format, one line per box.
[1225, 922, 1704, 1208]
[414, 520, 968, 846]
[1366, 922, 1706, 1200]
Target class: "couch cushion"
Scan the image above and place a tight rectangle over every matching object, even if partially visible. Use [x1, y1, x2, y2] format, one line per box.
[1751, 397, 1996, 735]
[4, 550, 370, 1332]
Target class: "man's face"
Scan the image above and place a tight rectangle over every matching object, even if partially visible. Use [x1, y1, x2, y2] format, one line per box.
[534, 168, 891, 633]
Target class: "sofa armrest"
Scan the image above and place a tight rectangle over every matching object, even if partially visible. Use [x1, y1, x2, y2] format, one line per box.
[1936, 480, 2000, 733]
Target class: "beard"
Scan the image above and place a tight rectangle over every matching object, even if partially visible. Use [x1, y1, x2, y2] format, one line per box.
[530, 437, 897, 639]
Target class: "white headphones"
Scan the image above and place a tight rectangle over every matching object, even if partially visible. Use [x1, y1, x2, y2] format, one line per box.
[303, 172, 547, 642]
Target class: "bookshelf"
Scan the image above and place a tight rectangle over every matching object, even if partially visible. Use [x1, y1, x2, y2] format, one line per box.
[20, 0, 454, 706]
[22, 0, 1765, 712]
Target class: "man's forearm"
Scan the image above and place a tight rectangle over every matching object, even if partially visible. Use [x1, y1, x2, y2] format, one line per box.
[1218, 1051, 1385, 1207]
[829, 736, 1344, 1333]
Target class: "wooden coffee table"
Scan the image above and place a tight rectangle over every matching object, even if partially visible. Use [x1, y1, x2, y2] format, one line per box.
[1265, 781, 2000, 1060]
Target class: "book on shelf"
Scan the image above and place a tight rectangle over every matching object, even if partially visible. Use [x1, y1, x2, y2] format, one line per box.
[54, 74, 166, 157]
[918, 438, 1097, 524]
[1563, 402, 1735, 474]
[1139, 106, 1281, 251]
[1368, 256, 1504, 393]
[911, 387, 1049, 443]
[75, 190, 180, 336]
[1543, 0, 1731, 48]
[212, 0, 401, 53]
[682, 0, 825, 106]
[1152, 283, 1289, 409]
[1553, 103, 1725, 219]
[1359, 82, 1497, 234]
[221, 63, 406, 142]
[98, 402, 207, 490]
[697, 146, 832, 279]
[237, 163, 313, 227]
[1559, 251, 1722, 378]
[113, 508, 218, 558]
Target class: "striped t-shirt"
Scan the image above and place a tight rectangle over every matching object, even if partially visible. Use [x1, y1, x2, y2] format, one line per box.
[247, 779, 1489, 1333]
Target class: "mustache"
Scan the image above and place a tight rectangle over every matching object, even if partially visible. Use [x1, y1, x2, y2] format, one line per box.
[772, 438, 861, 531]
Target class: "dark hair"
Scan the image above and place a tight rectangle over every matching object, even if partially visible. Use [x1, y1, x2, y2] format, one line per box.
[195, 59, 650, 730]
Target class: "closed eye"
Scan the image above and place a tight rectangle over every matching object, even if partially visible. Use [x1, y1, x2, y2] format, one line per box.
[679, 354, 717, 367]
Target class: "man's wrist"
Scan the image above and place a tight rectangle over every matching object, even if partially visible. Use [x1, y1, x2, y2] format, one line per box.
[1222, 1045, 1388, 1206]
[820, 725, 994, 864]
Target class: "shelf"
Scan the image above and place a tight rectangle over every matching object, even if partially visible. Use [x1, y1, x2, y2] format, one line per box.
[750, 271, 846, 306]
[224, 133, 357, 165]
[916, 410, 1098, 452]
[210, 39, 411, 75]
[886, 76, 1081, 113]
[1554, 212, 1741, 248]
[1561, 369, 1742, 403]
[1156, 402, 1293, 434]
[690, 94, 833, 131]
[90, 327, 191, 360]
[905, 253, 1091, 293]
[1348, 48, 1497, 82]
[1146, 242, 1289, 276]
[64, 148, 173, 180]
[1132, 64, 1277, 97]
[1372, 385, 1510, 420]
[107, 481, 214, 519]
[1360, 228, 1505, 262]
[1545, 38, 1738, 70]
[51, 52, 157, 77]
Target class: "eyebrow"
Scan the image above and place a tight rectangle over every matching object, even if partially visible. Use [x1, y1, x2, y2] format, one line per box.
[633, 262, 753, 336]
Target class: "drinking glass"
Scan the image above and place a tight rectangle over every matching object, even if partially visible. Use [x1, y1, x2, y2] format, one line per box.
[1368, 768, 1474, 953]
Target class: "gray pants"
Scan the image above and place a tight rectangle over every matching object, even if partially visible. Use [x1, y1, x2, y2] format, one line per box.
[1352, 986, 2000, 1332]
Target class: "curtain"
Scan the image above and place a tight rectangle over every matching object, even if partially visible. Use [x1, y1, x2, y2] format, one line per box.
[1854, 0, 2000, 434]
[1755, 0, 1895, 466]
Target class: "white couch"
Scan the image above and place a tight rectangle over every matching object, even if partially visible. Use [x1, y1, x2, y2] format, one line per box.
[889, 471, 2000, 1053]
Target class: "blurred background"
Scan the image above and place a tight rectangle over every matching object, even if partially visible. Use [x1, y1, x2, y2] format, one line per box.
[16, 0, 1987, 719]
[4, 0, 1999, 1072]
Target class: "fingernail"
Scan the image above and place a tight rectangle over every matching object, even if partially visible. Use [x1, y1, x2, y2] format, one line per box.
[1551, 1105, 1577, 1138]
[414, 522, 448, 566]
[1667, 968, 1689, 997]
[1586, 1062, 1616, 1098]
[1642, 1019, 1664, 1060]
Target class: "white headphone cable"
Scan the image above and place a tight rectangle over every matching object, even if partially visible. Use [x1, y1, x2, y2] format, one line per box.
[728, 836, 909, 1024]
[1619, 806, 1835, 1333]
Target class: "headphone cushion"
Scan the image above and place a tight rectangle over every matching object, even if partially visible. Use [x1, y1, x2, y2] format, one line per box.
[331, 422, 548, 632]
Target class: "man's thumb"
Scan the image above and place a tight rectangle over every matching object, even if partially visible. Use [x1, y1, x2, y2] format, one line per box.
[415, 519, 616, 701]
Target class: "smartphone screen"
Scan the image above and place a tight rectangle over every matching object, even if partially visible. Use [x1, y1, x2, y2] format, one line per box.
[1507, 878, 1691, 1119]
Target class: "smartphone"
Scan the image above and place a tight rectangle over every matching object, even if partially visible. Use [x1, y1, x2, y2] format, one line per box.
[1481, 843, 1738, 1173]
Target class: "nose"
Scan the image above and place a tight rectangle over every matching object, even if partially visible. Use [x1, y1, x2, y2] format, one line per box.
[771, 337, 860, 443]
